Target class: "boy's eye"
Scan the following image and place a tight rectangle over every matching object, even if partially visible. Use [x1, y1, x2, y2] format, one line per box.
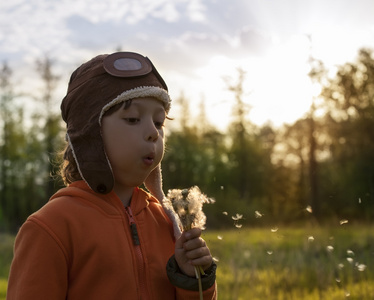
[154, 121, 165, 129]
[124, 118, 140, 124]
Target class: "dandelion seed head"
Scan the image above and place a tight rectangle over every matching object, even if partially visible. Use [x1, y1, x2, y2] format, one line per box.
[166, 186, 214, 230]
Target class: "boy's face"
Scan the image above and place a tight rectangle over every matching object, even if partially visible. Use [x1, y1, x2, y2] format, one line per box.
[101, 97, 166, 195]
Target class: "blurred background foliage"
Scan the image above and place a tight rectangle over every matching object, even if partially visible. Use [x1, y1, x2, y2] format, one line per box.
[1, 48, 374, 232]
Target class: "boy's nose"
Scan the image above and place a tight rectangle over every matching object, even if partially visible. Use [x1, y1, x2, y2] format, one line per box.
[146, 124, 159, 142]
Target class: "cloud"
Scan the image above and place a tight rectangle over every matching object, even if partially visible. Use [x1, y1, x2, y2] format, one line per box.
[0, 0, 199, 58]
[186, 0, 207, 22]
[1, 0, 374, 128]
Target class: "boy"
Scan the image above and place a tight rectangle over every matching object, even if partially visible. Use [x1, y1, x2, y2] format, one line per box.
[7, 52, 217, 299]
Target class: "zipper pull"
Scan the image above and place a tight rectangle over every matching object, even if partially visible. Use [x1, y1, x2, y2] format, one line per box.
[125, 207, 140, 246]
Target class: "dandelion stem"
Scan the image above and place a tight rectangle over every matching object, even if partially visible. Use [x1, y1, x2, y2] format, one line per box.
[195, 266, 203, 300]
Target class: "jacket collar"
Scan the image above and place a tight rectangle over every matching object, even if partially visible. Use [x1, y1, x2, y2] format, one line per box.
[50, 181, 155, 216]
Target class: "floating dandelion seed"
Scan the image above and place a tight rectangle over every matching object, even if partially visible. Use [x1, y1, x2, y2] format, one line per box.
[340, 219, 349, 225]
[232, 213, 244, 228]
[327, 245, 334, 252]
[271, 227, 278, 233]
[212, 257, 219, 262]
[306, 205, 313, 213]
[217, 235, 223, 240]
[232, 213, 243, 221]
[255, 211, 263, 218]
[267, 250, 273, 255]
[357, 264, 367, 272]
[347, 250, 354, 257]
[243, 250, 251, 259]
[308, 236, 315, 242]
[347, 257, 354, 264]
[345, 291, 350, 297]
[336, 278, 341, 283]
[358, 198, 361, 204]
[338, 263, 345, 270]
[220, 186, 224, 190]
[222, 211, 228, 216]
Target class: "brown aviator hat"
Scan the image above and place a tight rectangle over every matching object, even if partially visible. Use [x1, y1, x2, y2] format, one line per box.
[61, 52, 171, 197]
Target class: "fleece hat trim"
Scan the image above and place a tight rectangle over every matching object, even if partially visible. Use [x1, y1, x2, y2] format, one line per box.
[99, 86, 171, 125]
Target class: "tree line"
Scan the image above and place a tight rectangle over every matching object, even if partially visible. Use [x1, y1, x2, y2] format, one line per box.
[1, 49, 373, 232]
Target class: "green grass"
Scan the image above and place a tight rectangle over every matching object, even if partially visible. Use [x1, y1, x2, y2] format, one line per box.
[1, 225, 373, 299]
[203, 224, 374, 299]
[0, 233, 14, 300]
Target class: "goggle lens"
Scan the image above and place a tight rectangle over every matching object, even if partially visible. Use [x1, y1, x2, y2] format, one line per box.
[104, 52, 152, 77]
[113, 58, 142, 71]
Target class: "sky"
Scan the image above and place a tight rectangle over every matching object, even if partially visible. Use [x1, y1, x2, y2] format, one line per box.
[1, 0, 374, 131]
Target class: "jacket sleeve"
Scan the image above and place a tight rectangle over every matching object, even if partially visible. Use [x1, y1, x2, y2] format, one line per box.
[166, 255, 217, 300]
[7, 217, 68, 300]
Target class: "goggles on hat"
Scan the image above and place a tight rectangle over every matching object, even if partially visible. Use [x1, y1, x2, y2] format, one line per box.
[104, 52, 152, 77]
[67, 52, 168, 93]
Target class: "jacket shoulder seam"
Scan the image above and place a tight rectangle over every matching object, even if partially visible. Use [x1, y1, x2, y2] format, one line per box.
[28, 216, 70, 265]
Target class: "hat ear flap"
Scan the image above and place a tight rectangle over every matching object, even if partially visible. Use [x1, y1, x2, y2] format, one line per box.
[144, 166, 182, 239]
[144, 165, 164, 201]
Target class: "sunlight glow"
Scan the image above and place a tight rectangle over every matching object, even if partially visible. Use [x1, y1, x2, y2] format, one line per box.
[173, 36, 318, 130]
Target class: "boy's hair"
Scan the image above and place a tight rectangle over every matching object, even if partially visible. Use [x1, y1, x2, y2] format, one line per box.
[59, 143, 81, 185]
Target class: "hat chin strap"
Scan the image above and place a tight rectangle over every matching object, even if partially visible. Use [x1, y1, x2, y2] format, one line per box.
[144, 166, 182, 239]
[143, 165, 164, 201]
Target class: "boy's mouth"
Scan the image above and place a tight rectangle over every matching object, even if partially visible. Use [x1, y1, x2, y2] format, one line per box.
[143, 152, 155, 165]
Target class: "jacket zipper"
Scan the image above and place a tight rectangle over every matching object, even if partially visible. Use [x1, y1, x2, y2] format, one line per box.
[125, 206, 150, 300]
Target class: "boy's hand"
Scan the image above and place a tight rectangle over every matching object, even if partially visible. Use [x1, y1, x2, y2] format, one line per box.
[174, 228, 213, 277]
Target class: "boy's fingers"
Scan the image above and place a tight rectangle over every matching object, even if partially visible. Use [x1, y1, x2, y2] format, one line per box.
[183, 237, 206, 251]
[184, 244, 210, 259]
[184, 227, 202, 239]
[190, 255, 213, 268]
[176, 228, 202, 249]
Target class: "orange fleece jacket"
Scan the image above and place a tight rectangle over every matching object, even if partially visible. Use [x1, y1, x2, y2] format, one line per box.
[7, 181, 217, 299]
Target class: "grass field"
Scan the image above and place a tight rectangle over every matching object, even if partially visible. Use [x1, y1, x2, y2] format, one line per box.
[1, 224, 373, 299]
[203, 224, 374, 299]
